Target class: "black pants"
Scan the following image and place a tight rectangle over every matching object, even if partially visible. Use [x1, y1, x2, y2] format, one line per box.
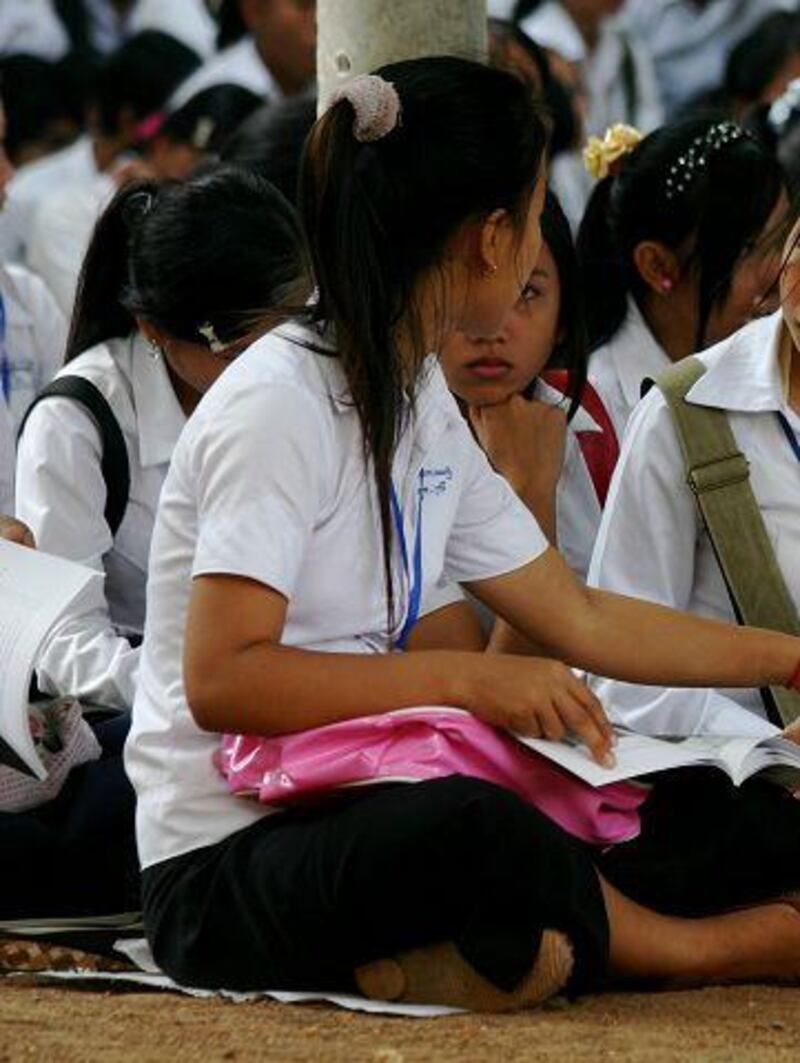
[600, 767, 800, 916]
[142, 776, 610, 995]
[0, 714, 139, 921]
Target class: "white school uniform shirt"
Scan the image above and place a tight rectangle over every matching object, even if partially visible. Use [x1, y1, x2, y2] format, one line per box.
[521, 2, 662, 225]
[0, 263, 68, 508]
[170, 37, 282, 109]
[0, 137, 99, 264]
[16, 334, 186, 710]
[0, 0, 69, 60]
[126, 323, 547, 869]
[535, 378, 604, 580]
[588, 311, 796, 739]
[0, 263, 68, 431]
[623, 0, 795, 118]
[588, 297, 670, 444]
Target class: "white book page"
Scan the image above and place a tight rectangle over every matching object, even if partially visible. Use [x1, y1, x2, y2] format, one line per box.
[516, 730, 767, 787]
[744, 736, 800, 784]
[0, 540, 99, 777]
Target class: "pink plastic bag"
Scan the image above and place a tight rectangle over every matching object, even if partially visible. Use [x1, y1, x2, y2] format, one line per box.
[217, 708, 646, 846]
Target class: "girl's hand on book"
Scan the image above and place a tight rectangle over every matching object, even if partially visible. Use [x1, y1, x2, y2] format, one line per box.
[456, 654, 615, 767]
[0, 516, 35, 549]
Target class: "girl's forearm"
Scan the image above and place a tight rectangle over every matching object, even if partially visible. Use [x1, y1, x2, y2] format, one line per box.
[186, 642, 468, 735]
[569, 589, 799, 690]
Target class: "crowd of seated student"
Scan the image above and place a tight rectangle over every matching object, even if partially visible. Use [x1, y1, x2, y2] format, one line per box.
[3, 0, 800, 1009]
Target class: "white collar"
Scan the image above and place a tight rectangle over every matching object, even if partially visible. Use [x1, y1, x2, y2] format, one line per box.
[686, 312, 786, 414]
[535, 378, 603, 434]
[607, 297, 671, 409]
[128, 333, 186, 468]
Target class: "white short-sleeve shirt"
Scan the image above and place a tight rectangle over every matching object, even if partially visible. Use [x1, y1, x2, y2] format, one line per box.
[588, 312, 796, 738]
[16, 335, 186, 709]
[126, 324, 547, 868]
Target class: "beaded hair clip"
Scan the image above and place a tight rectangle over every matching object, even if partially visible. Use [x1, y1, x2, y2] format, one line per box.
[664, 122, 747, 201]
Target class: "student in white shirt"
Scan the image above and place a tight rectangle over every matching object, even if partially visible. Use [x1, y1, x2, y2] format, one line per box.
[515, 0, 662, 226]
[0, 99, 67, 513]
[127, 59, 800, 1011]
[26, 83, 263, 316]
[441, 191, 609, 582]
[588, 217, 800, 742]
[624, 0, 794, 119]
[16, 167, 307, 712]
[171, 0, 316, 109]
[577, 116, 789, 443]
[1, 31, 201, 266]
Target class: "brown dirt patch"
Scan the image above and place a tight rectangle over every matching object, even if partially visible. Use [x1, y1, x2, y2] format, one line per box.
[1, 982, 799, 1062]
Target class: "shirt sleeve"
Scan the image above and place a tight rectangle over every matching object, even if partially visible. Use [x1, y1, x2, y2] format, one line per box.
[443, 424, 548, 585]
[15, 395, 139, 708]
[587, 390, 777, 738]
[191, 383, 329, 599]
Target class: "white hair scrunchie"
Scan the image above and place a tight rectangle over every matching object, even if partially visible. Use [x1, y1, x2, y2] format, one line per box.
[330, 74, 402, 143]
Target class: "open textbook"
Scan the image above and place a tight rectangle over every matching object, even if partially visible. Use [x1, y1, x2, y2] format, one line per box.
[0, 539, 99, 777]
[519, 727, 800, 788]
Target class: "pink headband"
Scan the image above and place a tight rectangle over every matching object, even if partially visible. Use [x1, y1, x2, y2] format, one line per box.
[329, 74, 402, 143]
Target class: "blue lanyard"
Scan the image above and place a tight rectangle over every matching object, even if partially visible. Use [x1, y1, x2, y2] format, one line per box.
[0, 293, 9, 404]
[777, 411, 800, 464]
[390, 471, 424, 650]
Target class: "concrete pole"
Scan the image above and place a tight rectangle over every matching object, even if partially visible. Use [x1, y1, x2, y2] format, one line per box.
[317, 0, 488, 111]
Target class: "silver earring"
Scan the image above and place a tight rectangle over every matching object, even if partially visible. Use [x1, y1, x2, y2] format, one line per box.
[146, 338, 162, 361]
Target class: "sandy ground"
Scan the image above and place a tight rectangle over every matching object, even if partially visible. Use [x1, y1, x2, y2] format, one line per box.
[1, 982, 799, 1062]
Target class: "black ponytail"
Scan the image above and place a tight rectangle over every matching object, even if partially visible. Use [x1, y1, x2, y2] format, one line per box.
[66, 167, 309, 365]
[300, 57, 548, 636]
[65, 180, 151, 362]
[574, 176, 628, 351]
[540, 190, 588, 419]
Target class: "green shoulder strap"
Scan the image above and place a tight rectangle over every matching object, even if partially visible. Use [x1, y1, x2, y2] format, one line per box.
[654, 356, 800, 728]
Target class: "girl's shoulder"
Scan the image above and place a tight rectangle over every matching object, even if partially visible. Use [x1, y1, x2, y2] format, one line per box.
[19, 338, 138, 448]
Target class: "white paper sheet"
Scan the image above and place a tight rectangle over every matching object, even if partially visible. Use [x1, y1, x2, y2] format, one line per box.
[29, 937, 463, 1018]
[0, 540, 98, 777]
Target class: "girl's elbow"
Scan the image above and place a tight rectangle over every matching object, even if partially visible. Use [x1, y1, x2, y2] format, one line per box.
[184, 665, 228, 733]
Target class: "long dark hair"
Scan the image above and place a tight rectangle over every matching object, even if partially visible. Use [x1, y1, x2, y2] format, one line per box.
[535, 190, 588, 419]
[299, 56, 548, 633]
[66, 166, 308, 363]
[577, 117, 787, 351]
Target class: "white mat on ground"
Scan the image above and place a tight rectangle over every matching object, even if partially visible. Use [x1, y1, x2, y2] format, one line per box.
[25, 936, 462, 1018]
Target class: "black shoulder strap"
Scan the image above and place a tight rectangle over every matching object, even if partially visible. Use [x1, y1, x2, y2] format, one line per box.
[19, 376, 131, 538]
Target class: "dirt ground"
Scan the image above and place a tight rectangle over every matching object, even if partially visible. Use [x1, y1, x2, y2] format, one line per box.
[1, 981, 799, 1062]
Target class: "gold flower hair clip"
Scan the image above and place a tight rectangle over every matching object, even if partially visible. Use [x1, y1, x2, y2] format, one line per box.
[583, 123, 643, 181]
